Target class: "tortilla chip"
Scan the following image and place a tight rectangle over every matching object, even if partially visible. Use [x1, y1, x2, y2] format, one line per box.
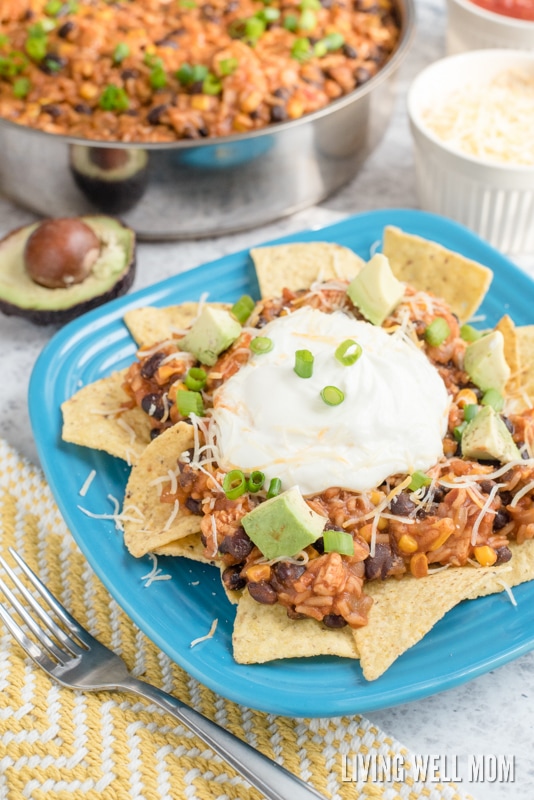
[251, 242, 364, 299]
[232, 590, 359, 663]
[353, 565, 496, 681]
[61, 369, 152, 464]
[496, 315, 521, 395]
[123, 423, 202, 558]
[516, 326, 534, 406]
[382, 226, 492, 323]
[154, 532, 216, 564]
[464, 540, 534, 600]
[124, 302, 230, 348]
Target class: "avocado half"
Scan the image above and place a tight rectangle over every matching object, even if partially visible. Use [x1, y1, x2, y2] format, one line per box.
[70, 145, 149, 214]
[0, 216, 136, 326]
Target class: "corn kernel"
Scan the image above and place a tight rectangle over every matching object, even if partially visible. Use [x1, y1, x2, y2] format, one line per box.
[429, 526, 453, 551]
[155, 364, 179, 384]
[287, 98, 304, 119]
[398, 534, 418, 554]
[370, 490, 383, 505]
[474, 545, 498, 567]
[359, 523, 373, 543]
[456, 388, 478, 408]
[79, 82, 98, 101]
[191, 95, 212, 112]
[244, 563, 271, 582]
[377, 517, 388, 531]
[410, 552, 428, 578]
[232, 113, 254, 132]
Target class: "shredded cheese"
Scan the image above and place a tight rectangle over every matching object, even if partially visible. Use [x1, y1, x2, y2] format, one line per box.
[495, 579, 518, 607]
[510, 479, 534, 508]
[422, 69, 534, 166]
[190, 618, 218, 648]
[140, 553, 172, 587]
[79, 469, 96, 497]
[162, 499, 180, 532]
[470, 483, 504, 545]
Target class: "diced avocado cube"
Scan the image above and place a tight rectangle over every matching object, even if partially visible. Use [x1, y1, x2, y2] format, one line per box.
[180, 306, 241, 366]
[346, 253, 405, 326]
[461, 405, 520, 463]
[464, 330, 510, 394]
[241, 486, 327, 559]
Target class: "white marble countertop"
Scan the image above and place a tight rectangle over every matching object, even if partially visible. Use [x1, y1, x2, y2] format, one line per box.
[1, 0, 533, 797]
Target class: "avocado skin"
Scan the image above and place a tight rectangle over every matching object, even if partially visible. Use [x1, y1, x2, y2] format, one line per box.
[0, 216, 136, 326]
[0, 259, 135, 325]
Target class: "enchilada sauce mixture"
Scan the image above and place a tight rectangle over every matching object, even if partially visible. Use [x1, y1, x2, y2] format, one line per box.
[122, 284, 534, 629]
[0, 0, 399, 141]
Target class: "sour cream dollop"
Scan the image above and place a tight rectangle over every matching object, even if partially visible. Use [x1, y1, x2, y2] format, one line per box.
[211, 307, 449, 495]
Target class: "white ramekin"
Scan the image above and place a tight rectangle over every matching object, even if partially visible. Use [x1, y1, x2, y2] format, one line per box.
[446, 0, 534, 54]
[407, 49, 534, 255]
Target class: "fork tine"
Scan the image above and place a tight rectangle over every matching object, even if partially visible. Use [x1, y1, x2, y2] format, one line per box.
[0, 572, 69, 663]
[7, 549, 94, 650]
[0, 599, 58, 673]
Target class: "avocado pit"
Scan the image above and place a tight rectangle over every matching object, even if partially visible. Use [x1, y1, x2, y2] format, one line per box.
[24, 218, 101, 289]
[0, 215, 136, 325]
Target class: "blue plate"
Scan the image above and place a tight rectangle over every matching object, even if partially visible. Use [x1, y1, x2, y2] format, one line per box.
[29, 209, 534, 718]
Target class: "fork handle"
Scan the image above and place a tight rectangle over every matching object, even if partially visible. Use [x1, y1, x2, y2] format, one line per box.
[120, 675, 327, 800]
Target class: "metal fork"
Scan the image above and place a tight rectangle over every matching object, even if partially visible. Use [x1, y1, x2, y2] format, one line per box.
[0, 548, 328, 800]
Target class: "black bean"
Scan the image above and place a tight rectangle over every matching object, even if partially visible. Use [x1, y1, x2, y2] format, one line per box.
[501, 415, 514, 434]
[365, 542, 396, 581]
[150, 428, 161, 440]
[141, 393, 165, 420]
[479, 480, 496, 494]
[500, 490, 513, 505]
[495, 545, 512, 565]
[58, 21, 75, 38]
[147, 104, 168, 125]
[197, 125, 209, 137]
[40, 55, 67, 75]
[355, 67, 372, 85]
[140, 351, 165, 379]
[185, 497, 203, 515]
[389, 492, 416, 516]
[320, 0, 333, 7]
[286, 607, 307, 619]
[324, 522, 343, 531]
[271, 561, 306, 587]
[323, 613, 347, 629]
[190, 80, 205, 94]
[493, 509, 510, 531]
[222, 565, 246, 591]
[74, 103, 92, 115]
[218, 526, 254, 560]
[155, 38, 179, 48]
[432, 486, 446, 503]
[41, 104, 62, 118]
[522, 448, 531, 460]
[343, 44, 358, 58]
[121, 69, 140, 81]
[273, 87, 290, 101]
[248, 581, 277, 605]
[313, 536, 325, 554]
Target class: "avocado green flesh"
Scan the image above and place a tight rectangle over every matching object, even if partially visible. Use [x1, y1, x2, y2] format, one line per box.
[346, 254, 405, 326]
[0, 216, 134, 312]
[461, 405, 520, 463]
[241, 486, 327, 560]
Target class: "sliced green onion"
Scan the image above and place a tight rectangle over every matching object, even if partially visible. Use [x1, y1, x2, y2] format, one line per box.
[176, 62, 193, 84]
[44, 0, 63, 15]
[250, 336, 273, 354]
[424, 317, 450, 347]
[179, 0, 197, 6]
[176, 389, 204, 418]
[202, 72, 222, 95]
[25, 36, 47, 61]
[99, 84, 129, 111]
[247, 470, 265, 493]
[323, 529, 354, 556]
[300, 0, 321, 9]
[219, 57, 239, 76]
[313, 40, 328, 57]
[191, 64, 209, 82]
[244, 16, 266, 41]
[322, 32, 345, 50]
[113, 43, 130, 64]
[13, 77, 31, 98]
[258, 7, 280, 21]
[0, 50, 27, 77]
[267, 477, 282, 498]
[294, 349, 314, 378]
[150, 64, 167, 89]
[298, 9, 317, 29]
[283, 13, 298, 30]
[223, 469, 247, 500]
[454, 422, 467, 442]
[481, 388, 504, 412]
[231, 294, 255, 324]
[291, 37, 311, 61]
[464, 403, 479, 422]
[184, 367, 207, 391]
[460, 323, 483, 343]
[321, 385, 344, 406]
[408, 470, 432, 491]
[335, 339, 362, 366]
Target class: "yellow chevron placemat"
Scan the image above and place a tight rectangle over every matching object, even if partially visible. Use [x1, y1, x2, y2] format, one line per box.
[0, 437, 472, 800]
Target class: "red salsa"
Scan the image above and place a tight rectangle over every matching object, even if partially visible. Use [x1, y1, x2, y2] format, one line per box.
[469, 0, 534, 21]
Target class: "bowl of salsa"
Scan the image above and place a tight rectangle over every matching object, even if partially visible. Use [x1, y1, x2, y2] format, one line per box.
[446, 0, 534, 54]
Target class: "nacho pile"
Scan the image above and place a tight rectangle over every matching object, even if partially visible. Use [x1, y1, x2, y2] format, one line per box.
[62, 230, 534, 681]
